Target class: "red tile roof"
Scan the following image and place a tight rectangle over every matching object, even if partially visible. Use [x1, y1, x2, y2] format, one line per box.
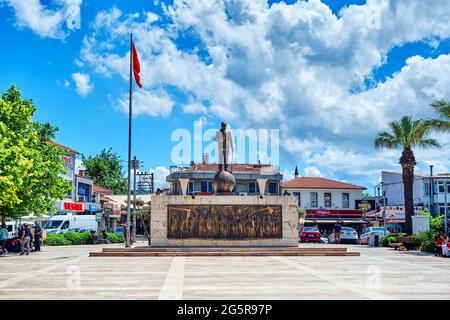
[282, 177, 366, 190]
[93, 184, 114, 196]
[47, 141, 79, 154]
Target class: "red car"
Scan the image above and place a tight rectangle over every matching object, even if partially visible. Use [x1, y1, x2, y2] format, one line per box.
[300, 227, 321, 243]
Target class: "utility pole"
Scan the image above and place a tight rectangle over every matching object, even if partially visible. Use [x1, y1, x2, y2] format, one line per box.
[445, 180, 448, 234]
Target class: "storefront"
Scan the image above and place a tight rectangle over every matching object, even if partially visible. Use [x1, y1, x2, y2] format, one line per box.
[304, 209, 367, 234]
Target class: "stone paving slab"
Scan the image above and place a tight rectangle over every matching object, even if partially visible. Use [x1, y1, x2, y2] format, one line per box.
[0, 242, 449, 300]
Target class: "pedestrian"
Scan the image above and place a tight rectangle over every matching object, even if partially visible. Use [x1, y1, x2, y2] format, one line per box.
[332, 221, 343, 244]
[33, 221, 43, 252]
[19, 223, 32, 255]
[435, 234, 443, 256]
[442, 234, 450, 257]
[0, 223, 8, 256]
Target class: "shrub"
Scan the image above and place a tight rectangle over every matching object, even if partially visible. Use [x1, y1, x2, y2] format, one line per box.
[411, 231, 435, 253]
[107, 233, 124, 243]
[43, 234, 71, 246]
[380, 233, 407, 247]
[63, 232, 91, 245]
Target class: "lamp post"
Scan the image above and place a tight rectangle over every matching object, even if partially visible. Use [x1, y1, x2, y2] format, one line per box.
[380, 181, 387, 236]
[130, 156, 143, 243]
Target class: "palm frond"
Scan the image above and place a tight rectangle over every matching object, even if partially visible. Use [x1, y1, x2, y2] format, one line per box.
[431, 100, 450, 119]
[374, 131, 399, 149]
[416, 139, 441, 149]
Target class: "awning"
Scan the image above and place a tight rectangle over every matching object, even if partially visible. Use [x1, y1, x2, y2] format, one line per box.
[305, 219, 368, 224]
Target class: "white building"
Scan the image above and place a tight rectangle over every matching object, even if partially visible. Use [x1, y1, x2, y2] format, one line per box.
[282, 176, 366, 232]
[381, 171, 450, 216]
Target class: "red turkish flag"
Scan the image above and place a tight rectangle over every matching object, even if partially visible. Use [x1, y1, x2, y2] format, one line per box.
[132, 41, 142, 89]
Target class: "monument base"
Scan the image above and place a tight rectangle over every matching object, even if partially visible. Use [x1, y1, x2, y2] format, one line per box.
[151, 195, 299, 247]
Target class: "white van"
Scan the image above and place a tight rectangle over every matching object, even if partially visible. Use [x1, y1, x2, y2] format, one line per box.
[44, 214, 98, 234]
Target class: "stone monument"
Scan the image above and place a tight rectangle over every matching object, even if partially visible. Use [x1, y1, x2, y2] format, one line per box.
[150, 122, 298, 247]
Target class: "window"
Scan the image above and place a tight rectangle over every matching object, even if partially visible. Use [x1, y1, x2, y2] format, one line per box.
[342, 193, 350, 208]
[439, 183, 445, 193]
[188, 181, 194, 195]
[310, 192, 318, 208]
[424, 183, 429, 196]
[248, 182, 260, 194]
[268, 182, 277, 194]
[200, 181, 213, 192]
[324, 193, 332, 208]
[61, 221, 70, 230]
[293, 192, 301, 207]
[77, 183, 91, 202]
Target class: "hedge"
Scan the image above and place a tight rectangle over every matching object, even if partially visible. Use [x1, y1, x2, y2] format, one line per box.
[44, 232, 125, 246]
[43, 234, 71, 246]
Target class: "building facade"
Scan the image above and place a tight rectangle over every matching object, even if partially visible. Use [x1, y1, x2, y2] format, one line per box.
[282, 176, 366, 233]
[167, 163, 283, 195]
[381, 171, 450, 216]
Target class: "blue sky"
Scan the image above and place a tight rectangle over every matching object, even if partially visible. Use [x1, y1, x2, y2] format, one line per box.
[1, 0, 449, 191]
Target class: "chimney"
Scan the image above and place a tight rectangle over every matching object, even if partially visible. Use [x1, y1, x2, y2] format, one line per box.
[430, 165, 434, 177]
[202, 153, 209, 164]
[294, 166, 299, 179]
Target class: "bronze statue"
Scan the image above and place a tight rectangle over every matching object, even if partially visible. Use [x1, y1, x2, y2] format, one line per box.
[167, 205, 282, 239]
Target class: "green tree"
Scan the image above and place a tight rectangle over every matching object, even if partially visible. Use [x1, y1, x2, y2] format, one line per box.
[374, 116, 440, 234]
[428, 100, 450, 132]
[0, 85, 71, 223]
[82, 148, 128, 194]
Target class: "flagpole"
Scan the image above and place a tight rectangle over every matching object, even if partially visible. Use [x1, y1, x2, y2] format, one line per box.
[126, 32, 133, 248]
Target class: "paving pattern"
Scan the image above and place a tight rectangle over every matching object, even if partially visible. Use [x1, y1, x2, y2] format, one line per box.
[0, 242, 449, 300]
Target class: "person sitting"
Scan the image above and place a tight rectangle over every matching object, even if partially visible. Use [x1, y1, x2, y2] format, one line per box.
[90, 230, 108, 245]
[101, 231, 110, 244]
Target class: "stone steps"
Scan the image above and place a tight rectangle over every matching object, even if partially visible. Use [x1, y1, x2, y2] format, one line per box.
[90, 247, 359, 257]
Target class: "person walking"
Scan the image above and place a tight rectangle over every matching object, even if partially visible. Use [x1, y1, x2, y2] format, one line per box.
[20, 223, 32, 255]
[0, 223, 8, 256]
[332, 221, 343, 244]
[435, 234, 444, 257]
[33, 221, 43, 252]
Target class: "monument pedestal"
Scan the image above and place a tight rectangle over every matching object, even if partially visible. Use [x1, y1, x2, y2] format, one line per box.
[150, 195, 299, 247]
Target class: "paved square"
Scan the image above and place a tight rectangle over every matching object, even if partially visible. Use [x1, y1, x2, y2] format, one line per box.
[0, 243, 449, 300]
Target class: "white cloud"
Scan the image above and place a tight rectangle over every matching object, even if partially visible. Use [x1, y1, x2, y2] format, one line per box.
[148, 166, 170, 189]
[118, 89, 174, 117]
[79, 0, 450, 187]
[72, 72, 94, 97]
[304, 166, 323, 177]
[3, 0, 82, 39]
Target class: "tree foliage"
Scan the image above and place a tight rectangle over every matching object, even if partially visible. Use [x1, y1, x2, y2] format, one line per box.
[0, 85, 71, 222]
[427, 99, 450, 133]
[374, 115, 440, 234]
[82, 148, 128, 194]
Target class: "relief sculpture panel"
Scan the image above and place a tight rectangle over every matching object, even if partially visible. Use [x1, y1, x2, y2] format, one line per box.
[167, 205, 282, 239]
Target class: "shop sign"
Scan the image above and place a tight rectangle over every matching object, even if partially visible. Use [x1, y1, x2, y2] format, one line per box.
[62, 155, 74, 170]
[63, 202, 83, 211]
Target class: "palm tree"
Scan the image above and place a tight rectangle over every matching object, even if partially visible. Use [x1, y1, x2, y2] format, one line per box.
[428, 100, 450, 132]
[374, 116, 440, 234]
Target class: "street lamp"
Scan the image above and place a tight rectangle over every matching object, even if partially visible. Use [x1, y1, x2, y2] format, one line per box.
[380, 181, 387, 236]
[130, 156, 143, 243]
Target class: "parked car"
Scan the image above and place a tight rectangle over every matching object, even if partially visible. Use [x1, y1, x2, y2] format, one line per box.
[339, 227, 359, 244]
[360, 227, 389, 245]
[300, 227, 321, 243]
